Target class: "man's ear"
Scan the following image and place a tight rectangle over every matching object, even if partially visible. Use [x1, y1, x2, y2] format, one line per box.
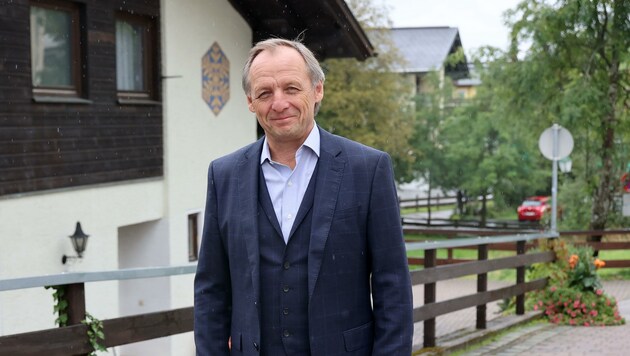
[314, 82, 324, 102]
[247, 96, 255, 112]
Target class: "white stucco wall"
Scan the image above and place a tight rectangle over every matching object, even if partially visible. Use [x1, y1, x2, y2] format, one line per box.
[0, 179, 163, 336]
[160, 0, 255, 354]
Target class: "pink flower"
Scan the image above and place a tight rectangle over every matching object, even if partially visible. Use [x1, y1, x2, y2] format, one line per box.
[573, 300, 580, 308]
[534, 305, 538, 311]
[569, 319, 576, 325]
[584, 322, 590, 326]
[596, 289, 603, 296]
[590, 310, 598, 317]
[591, 302, 596, 307]
[550, 286, 557, 292]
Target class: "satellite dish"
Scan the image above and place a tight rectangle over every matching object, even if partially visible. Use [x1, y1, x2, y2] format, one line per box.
[539, 125, 574, 161]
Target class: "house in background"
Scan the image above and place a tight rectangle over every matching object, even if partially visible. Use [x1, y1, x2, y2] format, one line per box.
[388, 26, 474, 98]
[454, 69, 482, 101]
[0, 0, 372, 354]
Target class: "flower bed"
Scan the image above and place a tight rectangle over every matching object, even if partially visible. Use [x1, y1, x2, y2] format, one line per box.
[527, 240, 625, 326]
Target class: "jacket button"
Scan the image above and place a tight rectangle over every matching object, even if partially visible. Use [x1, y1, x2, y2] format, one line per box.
[283, 330, 290, 338]
[283, 285, 290, 293]
[283, 261, 290, 269]
[253, 342, 259, 351]
[283, 307, 289, 315]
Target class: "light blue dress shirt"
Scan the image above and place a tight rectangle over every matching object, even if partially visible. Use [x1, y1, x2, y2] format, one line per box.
[260, 126, 320, 243]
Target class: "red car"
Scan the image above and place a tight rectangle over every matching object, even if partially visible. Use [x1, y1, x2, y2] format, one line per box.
[517, 196, 551, 221]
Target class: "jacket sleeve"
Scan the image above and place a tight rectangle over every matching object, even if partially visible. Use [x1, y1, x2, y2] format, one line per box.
[194, 162, 232, 356]
[368, 153, 414, 355]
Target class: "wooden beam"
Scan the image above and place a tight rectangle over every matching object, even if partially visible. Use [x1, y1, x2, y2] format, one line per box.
[413, 279, 547, 322]
[0, 308, 193, 355]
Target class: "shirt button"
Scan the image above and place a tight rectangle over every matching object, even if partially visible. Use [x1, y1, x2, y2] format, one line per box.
[283, 330, 290, 338]
[288, 180, 293, 187]
[287, 213, 293, 220]
[283, 307, 289, 315]
[283, 261, 290, 269]
[283, 285, 290, 293]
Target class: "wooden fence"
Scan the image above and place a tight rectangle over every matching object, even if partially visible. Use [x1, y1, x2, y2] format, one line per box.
[403, 216, 544, 231]
[3, 229, 627, 353]
[399, 194, 457, 210]
[405, 229, 630, 268]
[406, 231, 558, 349]
[0, 266, 195, 355]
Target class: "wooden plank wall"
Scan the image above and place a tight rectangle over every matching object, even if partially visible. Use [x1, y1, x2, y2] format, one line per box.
[0, 0, 162, 196]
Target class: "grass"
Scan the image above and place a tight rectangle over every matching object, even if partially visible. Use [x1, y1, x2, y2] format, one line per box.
[400, 204, 456, 216]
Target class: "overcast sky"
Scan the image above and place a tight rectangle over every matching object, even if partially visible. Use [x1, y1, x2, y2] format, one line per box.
[381, 0, 523, 54]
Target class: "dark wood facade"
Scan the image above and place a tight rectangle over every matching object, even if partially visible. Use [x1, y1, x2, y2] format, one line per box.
[0, 0, 162, 196]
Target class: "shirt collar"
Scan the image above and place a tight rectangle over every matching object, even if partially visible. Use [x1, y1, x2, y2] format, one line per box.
[260, 124, 320, 164]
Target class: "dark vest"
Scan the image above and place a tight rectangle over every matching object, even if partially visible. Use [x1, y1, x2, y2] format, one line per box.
[258, 165, 318, 356]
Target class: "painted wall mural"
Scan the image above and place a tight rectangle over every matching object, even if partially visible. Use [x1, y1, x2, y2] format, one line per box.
[202, 42, 230, 116]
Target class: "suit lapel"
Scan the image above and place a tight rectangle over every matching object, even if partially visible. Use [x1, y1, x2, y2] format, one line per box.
[237, 139, 264, 305]
[308, 128, 345, 301]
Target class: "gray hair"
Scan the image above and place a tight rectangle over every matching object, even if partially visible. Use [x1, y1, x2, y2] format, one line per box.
[242, 38, 325, 114]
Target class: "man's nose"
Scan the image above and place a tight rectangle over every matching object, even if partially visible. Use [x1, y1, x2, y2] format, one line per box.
[270, 92, 290, 112]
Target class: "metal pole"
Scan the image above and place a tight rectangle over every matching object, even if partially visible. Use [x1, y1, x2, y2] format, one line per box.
[551, 124, 559, 232]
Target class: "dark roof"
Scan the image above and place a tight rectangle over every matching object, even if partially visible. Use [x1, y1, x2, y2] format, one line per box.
[228, 0, 374, 61]
[388, 27, 468, 77]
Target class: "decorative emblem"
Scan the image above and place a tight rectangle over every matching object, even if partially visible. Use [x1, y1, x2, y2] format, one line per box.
[202, 42, 230, 115]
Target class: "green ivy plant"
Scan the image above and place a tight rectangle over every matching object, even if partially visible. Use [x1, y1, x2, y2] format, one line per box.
[44, 285, 68, 327]
[82, 312, 106, 355]
[45, 286, 106, 354]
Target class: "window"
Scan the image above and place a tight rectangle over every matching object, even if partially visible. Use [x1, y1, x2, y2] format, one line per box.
[188, 213, 199, 262]
[116, 13, 155, 100]
[30, 1, 82, 97]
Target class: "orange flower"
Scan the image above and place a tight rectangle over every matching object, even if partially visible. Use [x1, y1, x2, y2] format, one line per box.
[569, 254, 579, 269]
[594, 259, 606, 269]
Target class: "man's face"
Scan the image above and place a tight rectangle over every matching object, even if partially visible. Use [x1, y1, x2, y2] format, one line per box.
[247, 46, 323, 147]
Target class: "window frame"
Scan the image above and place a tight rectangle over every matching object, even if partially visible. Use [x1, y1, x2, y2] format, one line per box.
[188, 213, 200, 262]
[30, 0, 83, 98]
[115, 11, 156, 101]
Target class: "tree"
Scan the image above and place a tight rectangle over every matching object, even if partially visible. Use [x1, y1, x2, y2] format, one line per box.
[436, 74, 546, 225]
[501, 0, 630, 232]
[317, 0, 415, 182]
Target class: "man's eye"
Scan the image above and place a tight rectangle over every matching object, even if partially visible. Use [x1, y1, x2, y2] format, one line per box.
[286, 87, 300, 94]
[256, 92, 270, 99]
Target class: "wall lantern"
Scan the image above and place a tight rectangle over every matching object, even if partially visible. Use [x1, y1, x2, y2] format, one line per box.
[62, 222, 89, 264]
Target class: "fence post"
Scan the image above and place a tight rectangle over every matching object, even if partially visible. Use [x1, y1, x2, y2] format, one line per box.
[66, 283, 86, 325]
[476, 244, 488, 329]
[66, 282, 88, 356]
[515, 240, 526, 315]
[423, 249, 437, 348]
[427, 194, 432, 225]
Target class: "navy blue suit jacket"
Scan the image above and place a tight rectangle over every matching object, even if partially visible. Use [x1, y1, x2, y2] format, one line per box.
[194, 127, 413, 355]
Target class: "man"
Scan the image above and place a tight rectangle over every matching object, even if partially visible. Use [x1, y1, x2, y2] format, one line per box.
[194, 38, 413, 356]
